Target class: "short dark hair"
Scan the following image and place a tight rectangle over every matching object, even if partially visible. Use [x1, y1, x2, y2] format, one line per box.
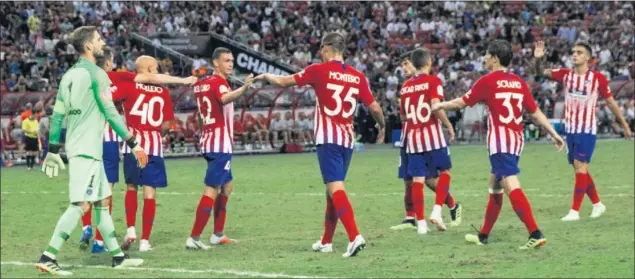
[69, 26, 98, 54]
[400, 51, 412, 62]
[410, 48, 431, 69]
[212, 47, 232, 60]
[320, 32, 346, 54]
[574, 42, 593, 57]
[96, 47, 113, 69]
[487, 39, 513, 67]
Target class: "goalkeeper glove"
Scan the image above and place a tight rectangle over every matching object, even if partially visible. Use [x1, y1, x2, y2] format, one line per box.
[126, 137, 148, 168]
[41, 144, 65, 178]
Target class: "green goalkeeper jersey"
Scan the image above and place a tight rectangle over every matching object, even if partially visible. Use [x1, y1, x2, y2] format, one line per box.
[49, 57, 130, 160]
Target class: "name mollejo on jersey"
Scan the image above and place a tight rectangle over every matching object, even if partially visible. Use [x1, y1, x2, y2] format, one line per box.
[329, 71, 360, 84]
[400, 83, 429, 95]
[496, 80, 522, 89]
[135, 83, 164, 93]
[193, 84, 211, 93]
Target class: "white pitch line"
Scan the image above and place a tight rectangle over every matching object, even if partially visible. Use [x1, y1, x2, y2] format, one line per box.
[1, 191, 633, 198]
[0, 261, 331, 278]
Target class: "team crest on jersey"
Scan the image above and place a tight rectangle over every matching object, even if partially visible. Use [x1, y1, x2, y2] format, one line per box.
[437, 85, 444, 96]
[101, 87, 113, 101]
[219, 85, 229, 94]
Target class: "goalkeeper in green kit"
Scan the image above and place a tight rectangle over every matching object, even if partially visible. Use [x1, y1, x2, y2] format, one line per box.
[35, 26, 148, 275]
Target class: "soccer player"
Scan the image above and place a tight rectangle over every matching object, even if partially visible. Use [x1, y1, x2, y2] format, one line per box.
[391, 51, 462, 231]
[533, 41, 632, 221]
[115, 56, 178, 252]
[78, 48, 198, 253]
[432, 39, 565, 249]
[255, 32, 386, 257]
[186, 47, 254, 250]
[36, 26, 147, 275]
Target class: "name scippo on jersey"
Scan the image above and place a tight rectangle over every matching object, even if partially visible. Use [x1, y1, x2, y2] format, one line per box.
[496, 80, 522, 89]
[329, 71, 360, 84]
[400, 83, 429, 95]
[136, 83, 164, 93]
[194, 84, 211, 93]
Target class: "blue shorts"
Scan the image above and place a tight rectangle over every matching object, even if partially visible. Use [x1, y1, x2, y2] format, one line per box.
[123, 154, 167, 188]
[103, 141, 120, 184]
[490, 153, 520, 180]
[316, 144, 353, 184]
[423, 147, 452, 178]
[406, 153, 428, 178]
[203, 152, 233, 187]
[566, 133, 596, 164]
[398, 148, 412, 180]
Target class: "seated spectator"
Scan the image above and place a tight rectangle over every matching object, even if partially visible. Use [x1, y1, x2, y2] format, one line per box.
[243, 114, 266, 149]
[296, 112, 314, 145]
[233, 114, 250, 147]
[255, 114, 270, 145]
[269, 113, 289, 147]
[283, 112, 298, 144]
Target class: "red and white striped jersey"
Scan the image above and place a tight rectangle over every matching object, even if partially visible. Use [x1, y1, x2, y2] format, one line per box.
[551, 69, 612, 135]
[194, 75, 233, 154]
[462, 71, 538, 156]
[399, 74, 447, 154]
[103, 123, 122, 142]
[293, 61, 376, 149]
[110, 72, 175, 157]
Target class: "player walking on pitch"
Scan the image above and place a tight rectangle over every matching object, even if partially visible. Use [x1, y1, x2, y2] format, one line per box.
[534, 41, 632, 221]
[396, 48, 461, 233]
[36, 26, 147, 275]
[432, 40, 565, 249]
[115, 56, 179, 252]
[186, 47, 254, 250]
[79, 48, 198, 253]
[255, 32, 386, 257]
[391, 51, 462, 231]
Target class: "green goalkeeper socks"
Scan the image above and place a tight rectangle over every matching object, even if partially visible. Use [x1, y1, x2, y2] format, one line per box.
[44, 205, 84, 259]
[94, 206, 124, 257]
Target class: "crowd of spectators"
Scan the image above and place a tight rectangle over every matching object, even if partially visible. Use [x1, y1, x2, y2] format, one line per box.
[1, 1, 634, 157]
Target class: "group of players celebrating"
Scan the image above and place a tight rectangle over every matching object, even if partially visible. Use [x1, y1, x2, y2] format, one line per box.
[34, 25, 631, 276]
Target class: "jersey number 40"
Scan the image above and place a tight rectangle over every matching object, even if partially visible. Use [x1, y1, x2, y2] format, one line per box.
[131, 94, 165, 126]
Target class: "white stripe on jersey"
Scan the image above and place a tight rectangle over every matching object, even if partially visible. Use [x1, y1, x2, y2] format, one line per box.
[121, 128, 164, 157]
[564, 71, 603, 135]
[103, 124, 121, 142]
[486, 113, 524, 156]
[404, 120, 448, 154]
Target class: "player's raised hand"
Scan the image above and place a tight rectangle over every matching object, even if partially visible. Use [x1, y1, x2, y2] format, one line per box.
[244, 74, 254, 88]
[534, 41, 545, 58]
[431, 102, 444, 112]
[552, 134, 565, 152]
[41, 152, 65, 178]
[183, 76, 198, 85]
[253, 74, 267, 82]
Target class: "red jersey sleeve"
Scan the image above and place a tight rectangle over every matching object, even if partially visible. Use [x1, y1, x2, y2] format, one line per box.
[163, 91, 175, 122]
[462, 76, 488, 107]
[522, 83, 538, 113]
[432, 78, 445, 101]
[110, 81, 132, 102]
[596, 73, 613, 99]
[358, 76, 376, 106]
[550, 68, 570, 83]
[293, 64, 319, 87]
[108, 72, 137, 84]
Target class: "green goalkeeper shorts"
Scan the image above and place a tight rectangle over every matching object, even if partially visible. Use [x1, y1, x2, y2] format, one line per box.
[68, 156, 111, 203]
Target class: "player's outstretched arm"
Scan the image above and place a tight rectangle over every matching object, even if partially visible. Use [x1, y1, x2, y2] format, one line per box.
[534, 41, 553, 79]
[431, 98, 455, 143]
[432, 97, 467, 112]
[220, 74, 254, 105]
[368, 101, 386, 143]
[134, 74, 198, 85]
[529, 109, 565, 151]
[254, 73, 297, 88]
[42, 87, 68, 177]
[604, 96, 632, 139]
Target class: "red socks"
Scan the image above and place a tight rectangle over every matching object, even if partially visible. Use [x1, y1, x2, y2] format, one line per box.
[411, 182, 425, 221]
[331, 190, 359, 242]
[585, 173, 601, 204]
[322, 195, 338, 244]
[94, 202, 112, 241]
[82, 204, 93, 228]
[445, 194, 456, 209]
[190, 195, 215, 238]
[125, 190, 138, 228]
[572, 173, 587, 211]
[509, 189, 538, 233]
[404, 183, 414, 218]
[214, 195, 229, 234]
[480, 192, 503, 235]
[141, 199, 156, 240]
[435, 173, 451, 206]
